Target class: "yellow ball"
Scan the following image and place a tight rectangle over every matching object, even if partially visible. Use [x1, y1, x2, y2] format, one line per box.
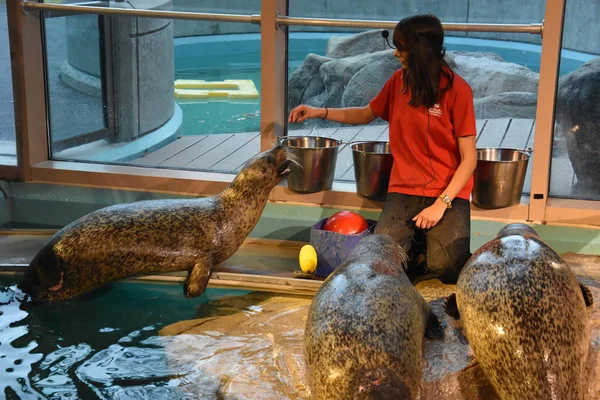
[299, 244, 318, 274]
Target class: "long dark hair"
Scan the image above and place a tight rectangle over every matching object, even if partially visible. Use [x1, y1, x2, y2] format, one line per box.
[393, 14, 454, 108]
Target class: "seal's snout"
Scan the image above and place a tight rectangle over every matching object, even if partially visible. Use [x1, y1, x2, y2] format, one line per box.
[18, 257, 63, 301]
[278, 159, 291, 176]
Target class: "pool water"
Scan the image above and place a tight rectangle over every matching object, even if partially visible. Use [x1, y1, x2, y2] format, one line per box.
[175, 68, 262, 136]
[0, 276, 258, 399]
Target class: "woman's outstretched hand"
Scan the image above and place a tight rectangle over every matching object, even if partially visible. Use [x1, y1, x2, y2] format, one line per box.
[288, 105, 323, 123]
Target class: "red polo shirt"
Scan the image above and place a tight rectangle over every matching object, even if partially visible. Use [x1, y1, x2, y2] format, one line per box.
[369, 69, 476, 201]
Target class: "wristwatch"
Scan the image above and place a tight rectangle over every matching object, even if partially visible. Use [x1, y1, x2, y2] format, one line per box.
[439, 194, 453, 209]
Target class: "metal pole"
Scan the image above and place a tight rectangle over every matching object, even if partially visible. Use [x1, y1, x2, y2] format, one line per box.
[21, 1, 262, 24]
[276, 16, 543, 35]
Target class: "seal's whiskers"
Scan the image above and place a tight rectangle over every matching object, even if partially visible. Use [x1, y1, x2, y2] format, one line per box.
[285, 152, 303, 170]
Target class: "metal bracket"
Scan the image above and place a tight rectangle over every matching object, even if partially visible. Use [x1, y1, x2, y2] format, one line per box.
[275, 11, 282, 30]
[20, 0, 30, 15]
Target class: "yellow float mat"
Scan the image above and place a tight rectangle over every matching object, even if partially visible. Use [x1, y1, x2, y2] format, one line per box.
[174, 79, 259, 99]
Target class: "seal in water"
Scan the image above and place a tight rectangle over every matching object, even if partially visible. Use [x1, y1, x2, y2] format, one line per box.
[18, 146, 291, 302]
[444, 223, 594, 400]
[304, 234, 441, 400]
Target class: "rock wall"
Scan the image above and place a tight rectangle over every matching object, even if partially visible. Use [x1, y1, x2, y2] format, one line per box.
[287, 30, 542, 122]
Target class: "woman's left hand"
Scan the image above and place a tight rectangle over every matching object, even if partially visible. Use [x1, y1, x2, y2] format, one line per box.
[412, 202, 447, 229]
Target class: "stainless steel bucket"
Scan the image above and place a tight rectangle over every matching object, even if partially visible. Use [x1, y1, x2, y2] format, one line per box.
[351, 141, 393, 199]
[280, 136, 341, 193]
[473, 148, 530, 208]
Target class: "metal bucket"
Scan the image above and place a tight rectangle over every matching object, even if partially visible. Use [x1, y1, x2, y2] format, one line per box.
[351, 141, 393, 199]
[280, 136, 341, 193]
[473, 148, 530, 208]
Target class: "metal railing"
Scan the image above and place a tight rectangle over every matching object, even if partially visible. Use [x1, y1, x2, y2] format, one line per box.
[21, 1, 543, 35]
[276, 16, 543, 34]
[21, 1, 262, 24]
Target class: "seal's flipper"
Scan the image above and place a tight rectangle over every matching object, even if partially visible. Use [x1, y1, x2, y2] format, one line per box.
[444, 293, 460, 320]
[580, 283, 594, 308]
[425, 311, 444, 339]
[184, 260, 212, 298]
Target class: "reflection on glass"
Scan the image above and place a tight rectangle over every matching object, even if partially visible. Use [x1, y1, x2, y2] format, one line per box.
[0, 2, 16, 165]
[286, 3, 542, 190]
[550, 0, 600, 199]
[46, 11, 261, 174]
[45, 14, 106, 154]
[170, 1, 260, 38]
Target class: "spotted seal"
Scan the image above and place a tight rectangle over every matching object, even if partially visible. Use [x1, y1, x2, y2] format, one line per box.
[444, 223, 594, 400]
[304, 234, 441, 400]
[18, 146, 291, 302]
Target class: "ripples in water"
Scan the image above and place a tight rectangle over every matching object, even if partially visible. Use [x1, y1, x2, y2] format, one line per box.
[1, 277, 295, 400]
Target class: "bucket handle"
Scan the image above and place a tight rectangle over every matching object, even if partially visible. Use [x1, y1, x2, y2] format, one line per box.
[281, 137, 533, 156]
[278, 135, 347, 145]
[346, 139, 391, 146]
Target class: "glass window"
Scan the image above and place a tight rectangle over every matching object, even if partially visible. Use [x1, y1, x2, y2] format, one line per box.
[0, 1, 16, 165]
[45, 11, 261, 173]
[169, 1, 260, 38]
[289, 2, 469, 22]
[45, 13, 107, 154]
[550, 0, 599, 199]
[287, 2, 542, 194]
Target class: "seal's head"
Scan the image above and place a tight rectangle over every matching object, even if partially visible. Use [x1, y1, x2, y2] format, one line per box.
[232, 145, 291, 189]
[18, 253, 65, 302]
[495, 223, 539, 239]
[351, 234, 409, 272]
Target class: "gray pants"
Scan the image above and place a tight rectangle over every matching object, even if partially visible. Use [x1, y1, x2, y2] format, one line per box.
[374, 193, 471, 284]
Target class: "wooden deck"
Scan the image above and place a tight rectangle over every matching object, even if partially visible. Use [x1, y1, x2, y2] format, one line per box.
[128, 118, 577, 196]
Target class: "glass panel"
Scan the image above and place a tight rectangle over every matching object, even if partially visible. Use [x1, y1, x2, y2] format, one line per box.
[550, 0, 600, 199]
[44, 13, 107, 154]
[287, 2, 542, 195]
[0, 2, 16, 165]
[47, 13, 261, 173]
[169, 0, 260, 39]
[41, 0, 262, 34]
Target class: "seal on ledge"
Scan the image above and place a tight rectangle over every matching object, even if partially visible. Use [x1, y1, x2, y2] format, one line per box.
[304, 234, 441, 400]
[18, 145, 291, 302]
[444, 223, 594, 400]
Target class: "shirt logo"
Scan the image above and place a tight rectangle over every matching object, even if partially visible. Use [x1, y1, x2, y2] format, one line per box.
[428, 103, 442, 117]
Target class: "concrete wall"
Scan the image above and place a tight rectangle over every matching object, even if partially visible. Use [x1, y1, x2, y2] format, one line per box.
[171, 0, 599, 54]
[63, 0, 176, 142]
[111, 10, 175, 140]
[4, 181, 600, 255]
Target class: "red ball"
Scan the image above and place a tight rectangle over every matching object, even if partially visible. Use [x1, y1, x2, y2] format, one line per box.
[323, 211, 369, 235]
